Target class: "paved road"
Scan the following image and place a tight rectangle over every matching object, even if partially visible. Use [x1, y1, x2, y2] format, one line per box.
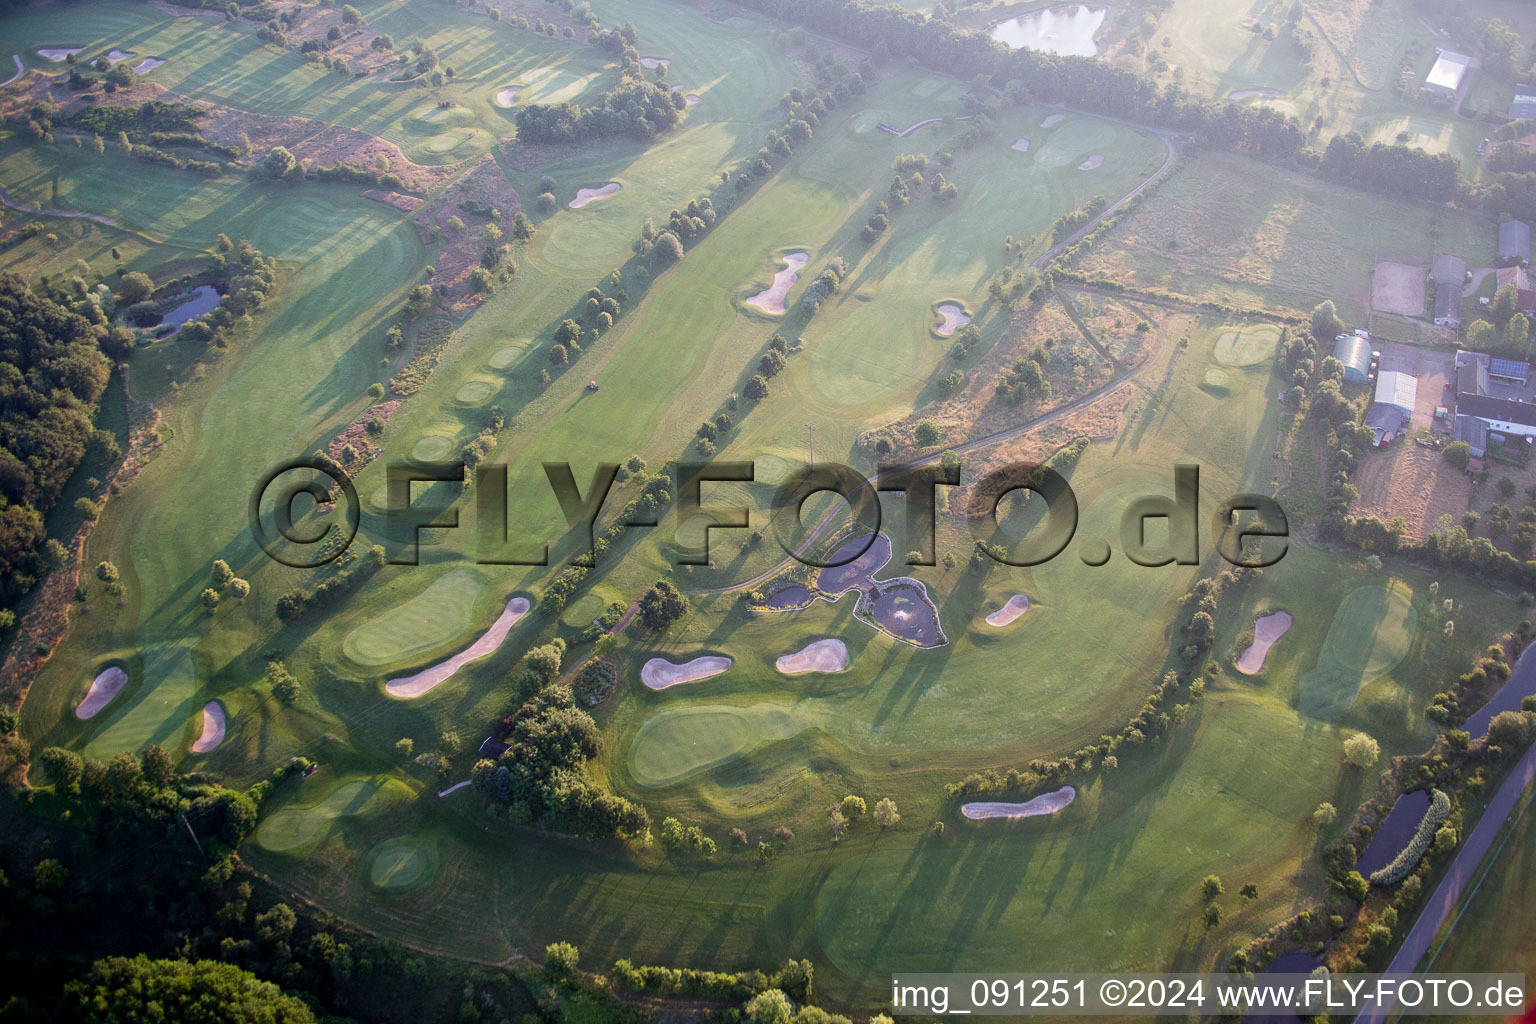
[1354, 646, 1536, 1024]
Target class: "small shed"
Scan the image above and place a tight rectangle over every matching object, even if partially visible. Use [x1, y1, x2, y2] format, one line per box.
[1333, 333, 1372, 383]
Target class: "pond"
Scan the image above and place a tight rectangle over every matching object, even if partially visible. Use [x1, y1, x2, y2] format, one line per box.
[989, 5, 1106, 56]
[159, 285, 220, 329]
[861, 581, 945, 648]
[815, 532, 892, 594]
[1462, 656, 1536, 738]
[1243, 951, 1323, 1024]
[759, 585, 814, 610]
[1355, 789, 1432, 876]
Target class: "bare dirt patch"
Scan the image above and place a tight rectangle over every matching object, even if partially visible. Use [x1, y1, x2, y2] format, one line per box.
[413, 155, 522, 312]
[1352, 445, 1471, 541]
[1372, 261, 1426, 315]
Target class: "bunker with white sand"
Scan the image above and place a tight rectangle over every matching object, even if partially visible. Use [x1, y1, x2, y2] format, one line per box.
[640, 655, 732, 690]
[385, 596, 531, 698]
[569, 183, 621, 208]
[744, 252, 809, 315]
[1078, 154, 1104, 170]
[37, 47, 84, 61]
[962, 785, 1076, 820]
[639, 56, 670, 69]
[1235, 610, 1292, 674]
[934, 302, 972, 336]
[76, 665, 128, 719]
[1010, 137, 1031, 152]
[776, 638, 848, 675]
[985, 594, 1031, 627]
[132, 57, 165, 73]
[1040, 113, 1066, 129]
[494, 85, 522, 107]
[191, 701, 226, 753]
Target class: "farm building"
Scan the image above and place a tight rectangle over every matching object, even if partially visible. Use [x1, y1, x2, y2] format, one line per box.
[1435, 286, 1463, 327]
[1432, 254, 1467, 286]
[1500, 220, 1532, 267]
[1365, 370, 1418, 444]
[1511, 91, 1536, 119]
[1424, 50, 1472, 97]
[1452, 350, 1536, 457]
[1498, 266, 1530, 292]
[1333, 333, 1373, 383]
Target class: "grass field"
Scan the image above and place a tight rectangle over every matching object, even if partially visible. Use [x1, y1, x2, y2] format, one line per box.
[1073, 149, 1493, 322]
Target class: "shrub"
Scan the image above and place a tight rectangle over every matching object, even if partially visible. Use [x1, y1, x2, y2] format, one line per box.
[1368, 789, 1450, 886]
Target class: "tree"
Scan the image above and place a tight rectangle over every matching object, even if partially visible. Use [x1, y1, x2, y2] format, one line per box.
[873, 797, 900, 829]
[840, 795, 866, 823]
[1309, 300, 1344, 343]
[638, 580, 688, 630]
[211, 559, 234, 589]
[65, 956, 316, 1023]
[75, 497, 100, 521]
[117, 271, 154, 303]
[95, 561, 119, 583]
[914, 419, 942, 445]
[200, 587, 221, 611]
[743, 374, 770, 400]
[1443, 441, 1471, 470]
[1200, 874, 1224, 900]
[1343, 732, 1380, 769]
[544, 941, 579, 981]
[1202, 901, 1223, 928]
[41, 746, 84, 795]
[395, 737, 415, 759]
[267, 661, 301, 704]
[1313, 802, 1337, 828]
[341, 3, 362, 23]
[1239, 883, 1259, 900]
[744, 989, 794, 1024]
[261, 146, 299, 180]
[828, 806, 847, 841]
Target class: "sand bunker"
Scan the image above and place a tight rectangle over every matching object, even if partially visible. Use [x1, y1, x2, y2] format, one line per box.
[438, 779, 472, 797]
[934, 302, 971, 336]
[106, 49, 135, 63]
[641, 655, 732, 690]
[639, 56, 670, 69]
[745, 252, 809, 315]
[75, 666, 128, 720]
[385, 596, 531, 698]
[775, 638, 848, 675]
[494, 85, 522, 107]
[37, 47, 84, 61]
[1010, 137, 1031, 152]
[1040, 113, 1065, 128]
[670, 85, 701, 105]
[985, 594, 1031, 627]
[1235, 610, 1292, 674]
[1229, 88, 1282, 100]
[569, 182, 621, 208]
[132, 57, 164, 73]
[191, 701, 226, 753]
[1078, 153, 1104, 170]
[962, 785, 1076, 820]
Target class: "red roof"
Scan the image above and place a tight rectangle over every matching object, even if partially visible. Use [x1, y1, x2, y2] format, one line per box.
[1516, 288, 1536, 313]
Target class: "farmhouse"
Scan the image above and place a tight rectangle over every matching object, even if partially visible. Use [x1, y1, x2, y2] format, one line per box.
[1499, 220, 1532, 267]
[1333, 332, 1373, 384]
[1365, 370, 1418, 444]
[1453, 350, 1536, 456]
[1423, 49, 1471, 97]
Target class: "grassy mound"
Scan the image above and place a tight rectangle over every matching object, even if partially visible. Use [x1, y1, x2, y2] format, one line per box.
[411, 434, 455, 462]
[454, 379, 494, 404]
[341, 568, 486, 668]
[1212, 324, 1280, 367]
[628, 704, 803, 787]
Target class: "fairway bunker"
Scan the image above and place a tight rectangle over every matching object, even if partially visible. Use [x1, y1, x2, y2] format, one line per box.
[776, 639, 848, 674]
[962, 785, 1076, 820]
[132, 56, 164, 73]
[985, 594, 1031, 627]
[670, 85, 701, 105]
[37, 47, 85, 60]
[1010, 137, 1031, 152]
[191, 701, 226, 753]
[744, 252, 809, 314]
[641, 655, 732, 690]
[105, 49, 135, 63]
[934, 302, 972, 336]
[494, 85, 522, 107]
[639, 56, 670, 69]
[1040, 113, 1066, 129]
[385, 596, 530, 698]
[75, 665, 127, 719]
[569, 182, 621, 208]
[1236, 610, 1292, 674]
[1078, 153, 1104, 170]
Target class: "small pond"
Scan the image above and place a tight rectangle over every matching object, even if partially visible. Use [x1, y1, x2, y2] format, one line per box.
[862, 581, 944, 647]
[989, 4, 1106, 56]
[1242, 950, 1323, 1024]
[816, 532, 893, 594]
[159, 284, 220, 329]
[760, 585, 814, 610]
[1355, 789, 1432, 876]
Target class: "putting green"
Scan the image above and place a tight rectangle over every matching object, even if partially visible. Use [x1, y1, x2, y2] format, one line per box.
[341, 568, 486, 668]
[1203, 368, 1231, 389]
[368, 482, 408, 512]
[255, 777, 408, 854]
[1213, 325, 1280, 367]
[367, 834, 440, 890]
[488, 345, 525, 370]
[755, 453, 790, 486]
[560, 591, 608, 629]
[83, 645, 197, 760]
[629, 704, 805, 786]
[1299, 584, 1419, 720]
[421, 130, 478, 155]
[673, 511, 719, 551]
[411, 434, 455, 462]
[454, 380, 494, 404]
[1034, 119, 1119, 168]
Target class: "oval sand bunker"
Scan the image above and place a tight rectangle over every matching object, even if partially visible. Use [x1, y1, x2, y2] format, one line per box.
[1010, 137, 1031, 152]
[745, 252, 809, 315]
[494, 85, 522, 107]
[191, 701, 226, 753]
[641, 655, 732, 690]
[985, 594, 1030, 627]
[1078, 153, 1104, 170]
[569, 182, 621, 208]
[963, 785, 1075, 820]
[934, 303, 971, 336]
[1040, 113, 1065, 129]
[1236, 610, 1292, 674]
[76, 666, 128, 719]
[386, 596, 531, 698]
[776, 638, 847, 675]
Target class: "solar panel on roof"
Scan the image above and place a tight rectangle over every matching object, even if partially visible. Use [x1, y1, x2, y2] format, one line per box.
[1490, 358, 1530, 379]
